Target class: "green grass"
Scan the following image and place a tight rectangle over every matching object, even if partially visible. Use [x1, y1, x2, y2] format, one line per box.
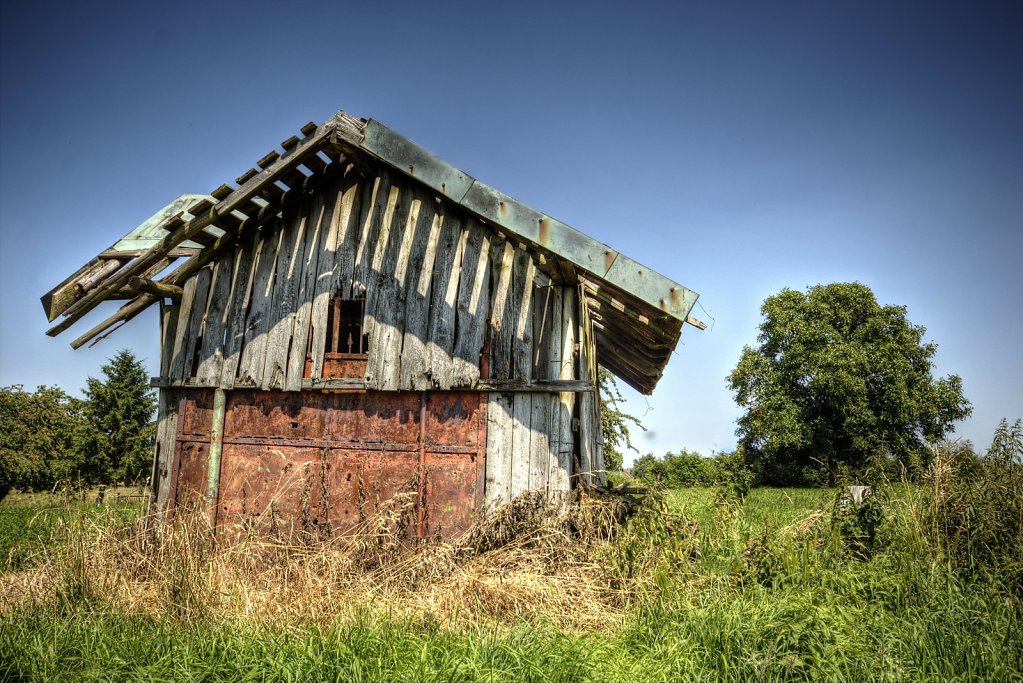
[0, 489, 146, 571]
[664, 486, 829, 533]
[2, 485, 1021, 682]
[3, 576, 1019, 682]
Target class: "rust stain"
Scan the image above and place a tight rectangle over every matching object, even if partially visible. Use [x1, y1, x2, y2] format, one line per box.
[538, 217, 550, 246]
[169, 388, 486, 539]
[603, 249, 617, 274]
[669, 286, 682, 310]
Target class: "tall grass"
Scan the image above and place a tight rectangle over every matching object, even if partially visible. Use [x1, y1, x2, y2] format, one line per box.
[1, 467, 1021, 682]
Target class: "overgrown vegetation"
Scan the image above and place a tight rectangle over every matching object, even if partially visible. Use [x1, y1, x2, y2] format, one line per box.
[3, 436, 1021, 681]
[598, 367, 644, 472]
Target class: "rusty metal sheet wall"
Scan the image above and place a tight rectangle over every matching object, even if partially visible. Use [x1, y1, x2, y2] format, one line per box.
[170, 387, 486, 539]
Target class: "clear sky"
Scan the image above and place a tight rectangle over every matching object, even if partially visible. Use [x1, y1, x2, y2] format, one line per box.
[1, 0, 1020, 463]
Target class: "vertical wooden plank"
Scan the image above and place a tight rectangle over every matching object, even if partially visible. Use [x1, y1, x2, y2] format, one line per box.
[181, 266, 213, 380]
[486, 238, 515, 381]
[450, 220, 491, 388]
[424, 211, 467, 389]
[511, 251, 535, 383]
[262, 204, 309, 390]
[151, 389, 179, 514]
[168, 267, 211, 381]
[529, 392, 551, 493]
[194, 252, 235, 385]
[509, 251, 535, 497]
[554, 286, 577, 494]
[364, 182, 413, 390]
[531, 278, 554, 381]
[309, 174, 361, 379]
[168, 277, 196, 381]
[545, 287, 568, 496]
[399, 189, 442, 390]
[219, 236, 259, 389]
[484, 391, 514, 508]
[159, 300, 179, 380]
[350, 172, 390, 300]
[577, 288, 598, 485]
[286, 191, 332, 391]
[237, 226, 281, 387]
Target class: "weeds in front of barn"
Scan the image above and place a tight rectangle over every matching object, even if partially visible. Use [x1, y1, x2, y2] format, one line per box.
[1, 454, 1021, 682]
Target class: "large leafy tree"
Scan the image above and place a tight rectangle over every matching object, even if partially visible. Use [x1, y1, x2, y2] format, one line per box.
[82, 350, 158, 484]
[727, 282, 971, 485]
[0, 385, 88, 501]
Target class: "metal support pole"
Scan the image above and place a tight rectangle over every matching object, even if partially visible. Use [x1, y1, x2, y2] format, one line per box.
[206, 388, 227, 530]
[417, 392, 427, 540]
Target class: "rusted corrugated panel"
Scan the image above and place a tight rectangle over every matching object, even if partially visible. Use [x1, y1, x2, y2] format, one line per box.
[424, 449, 483, 537]
[177, 391, 214, 436]
[171, 442, 209, 515]
[224, 390, 326, 441]
[216, 444, 323, 537]
[170, 387, 486, 539]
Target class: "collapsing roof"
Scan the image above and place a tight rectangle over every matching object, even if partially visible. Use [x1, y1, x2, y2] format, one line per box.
[41, 111, 703, 394]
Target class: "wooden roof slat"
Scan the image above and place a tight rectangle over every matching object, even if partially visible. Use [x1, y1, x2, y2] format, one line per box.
[256, 150, 280, 169]
[235, 168, 260, 185]
[47, 116, 341, 341]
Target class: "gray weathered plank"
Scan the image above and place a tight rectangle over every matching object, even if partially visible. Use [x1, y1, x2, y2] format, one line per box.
[486, 238, 515, 381]
[512, 250, 536, 382]
[531, 281, 554, 381]
[424, 210, 467, 389]
[351, 172, 391, 301]
[450, 220, 491, 388]
[399, 188, 442, 390]
[168, 277, 197, 381]
[218, 236, 259, 388]
[152, 390, 179, 514]
[553, 286, 577, 494]
[179, 266, 213, 381]
[364, 182, 412, 390]
[545, 287, 568, 496]
[529, 392, 551, 493]
[261, 206, 308, 390]
[510, 392, 532, 498]
[577, 290, 597, 485]
[159, 301, 179, 379]
[286, 191, 332, 391]
[236, 227, 281, 386]
[484, 391, 514, 509]
[194, 252, 235, 384]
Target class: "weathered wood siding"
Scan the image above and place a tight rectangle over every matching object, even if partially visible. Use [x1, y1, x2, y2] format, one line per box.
[155, 164, 599, 509]
[161, 167, 578, 393]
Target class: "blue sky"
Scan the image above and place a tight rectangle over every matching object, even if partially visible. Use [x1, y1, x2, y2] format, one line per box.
[1, 0, 1020, 462]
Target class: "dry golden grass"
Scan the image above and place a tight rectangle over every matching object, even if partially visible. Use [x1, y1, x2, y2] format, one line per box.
[0, 489, 669, 632]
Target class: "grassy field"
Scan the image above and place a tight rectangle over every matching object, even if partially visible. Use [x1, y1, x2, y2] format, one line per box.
[1, 484, 1020, 682]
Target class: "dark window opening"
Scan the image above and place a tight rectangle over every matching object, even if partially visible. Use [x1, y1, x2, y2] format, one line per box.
[325, 295, 368, 356]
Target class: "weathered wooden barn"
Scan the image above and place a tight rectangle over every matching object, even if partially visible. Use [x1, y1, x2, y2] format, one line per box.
[42, 111, 702, 538]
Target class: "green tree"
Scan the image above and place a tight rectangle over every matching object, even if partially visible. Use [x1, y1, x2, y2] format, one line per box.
[599, 367, 644, 472]
[0, 385, 88, 501]
[82, 350, 158, 484]
[727, 282, 971, 485]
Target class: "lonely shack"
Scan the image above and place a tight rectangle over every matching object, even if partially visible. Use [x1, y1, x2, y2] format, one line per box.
[42, 111, 702, 538]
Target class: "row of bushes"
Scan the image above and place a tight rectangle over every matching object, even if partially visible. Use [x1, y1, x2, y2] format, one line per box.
[629, 418, 1022, 492]
[630, 449, 749, 489]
